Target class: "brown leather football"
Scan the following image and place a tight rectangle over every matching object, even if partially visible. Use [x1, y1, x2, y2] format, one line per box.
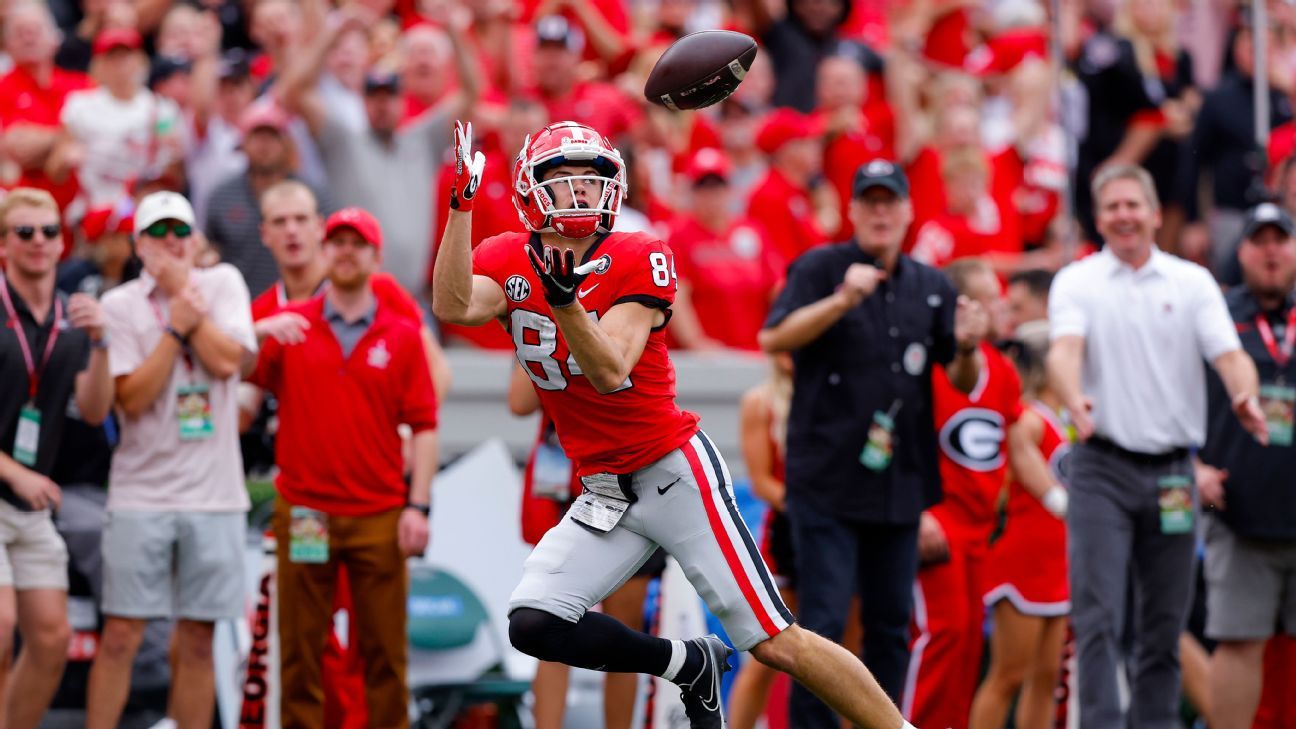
[644, 30, 759, 111]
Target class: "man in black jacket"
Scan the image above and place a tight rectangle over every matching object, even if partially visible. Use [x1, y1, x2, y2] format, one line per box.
[1198, 203, 1296, 729]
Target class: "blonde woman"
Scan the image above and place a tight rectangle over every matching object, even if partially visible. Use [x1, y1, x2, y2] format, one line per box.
[727, 353, 796, 729]
[1075, 0, 1197, 247]
[970, 321, 1071, 729]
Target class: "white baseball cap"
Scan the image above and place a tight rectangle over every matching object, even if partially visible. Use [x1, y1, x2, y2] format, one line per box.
[133, 191, 196, 237]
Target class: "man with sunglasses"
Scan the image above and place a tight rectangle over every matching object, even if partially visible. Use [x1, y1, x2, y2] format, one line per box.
[0, 187, 112, 729]
[88, 191, 256, 729]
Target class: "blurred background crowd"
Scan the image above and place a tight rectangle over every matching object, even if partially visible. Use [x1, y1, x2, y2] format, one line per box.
[4, 0, 1294, 347]
[4, 0, 1296, 727]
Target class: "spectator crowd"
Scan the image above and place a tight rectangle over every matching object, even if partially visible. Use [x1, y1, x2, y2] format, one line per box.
[1, 0, 1296, 727]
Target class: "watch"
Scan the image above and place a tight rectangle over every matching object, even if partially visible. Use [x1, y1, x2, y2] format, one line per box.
[165, 326, 188, 345]
[405, 502, 431, 517]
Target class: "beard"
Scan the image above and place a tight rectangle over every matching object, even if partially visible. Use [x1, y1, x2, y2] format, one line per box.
[328, 264, 368, 292]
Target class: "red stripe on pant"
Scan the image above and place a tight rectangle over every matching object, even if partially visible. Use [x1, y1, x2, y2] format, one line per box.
[906, 533, 986, 729]
[681, 440, 780, 637]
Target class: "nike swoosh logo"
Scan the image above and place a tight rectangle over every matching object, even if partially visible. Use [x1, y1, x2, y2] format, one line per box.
[577, 283, 599, 299]
[657, 477, 682, 496]
[699, 651, 720, 710]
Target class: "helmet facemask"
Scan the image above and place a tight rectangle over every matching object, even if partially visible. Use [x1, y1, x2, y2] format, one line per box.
[514, 124, 627, 239]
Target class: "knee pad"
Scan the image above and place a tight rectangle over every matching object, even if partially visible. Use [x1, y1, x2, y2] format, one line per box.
[507, 607, 573, 661]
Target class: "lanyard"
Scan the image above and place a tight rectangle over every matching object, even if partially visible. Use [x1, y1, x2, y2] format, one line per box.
[0, 277, 63, 403]
[148, 295, 193, 372]
[1254, 307, 1296, 369]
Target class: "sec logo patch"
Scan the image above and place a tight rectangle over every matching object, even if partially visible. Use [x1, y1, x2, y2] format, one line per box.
[505, 275, 531, 302]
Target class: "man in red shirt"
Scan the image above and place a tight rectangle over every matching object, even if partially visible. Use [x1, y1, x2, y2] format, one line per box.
[668, 148, 782, 351]
[747, 109, 829, 268]
[0, 2, 92, 212]
[243, 180, 448, 729]
[434, 120, 915, 729]
[904, 257, 1021, 729]
[248, 206, 438, 729]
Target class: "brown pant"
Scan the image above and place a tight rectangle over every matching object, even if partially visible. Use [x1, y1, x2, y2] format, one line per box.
[273, 499, 408, 729]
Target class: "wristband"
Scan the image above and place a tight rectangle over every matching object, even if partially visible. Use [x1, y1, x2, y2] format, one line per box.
[405, 502, 431, 517]
[91, 334, 111, 350]
[166, 326, 188, 345]
[1042, 486, 1068, 519]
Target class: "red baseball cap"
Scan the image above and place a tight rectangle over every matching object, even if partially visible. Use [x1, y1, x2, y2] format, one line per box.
[685, 148, 731, 185]
[93, 27, 143, 56]
[81, 205, 134, 241]
[963, 28, 1048, 77]
[324, 207, 383, 250]
[756, 109, 823, 155]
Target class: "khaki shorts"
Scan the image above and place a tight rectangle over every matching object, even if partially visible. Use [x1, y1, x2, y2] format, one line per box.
[0, 501, 69, 591]
[1205, 516, 1296, 641]
[102, 510, 245, 621]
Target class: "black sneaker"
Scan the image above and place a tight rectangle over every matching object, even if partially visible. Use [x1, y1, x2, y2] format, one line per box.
[678, 634, 735, 728]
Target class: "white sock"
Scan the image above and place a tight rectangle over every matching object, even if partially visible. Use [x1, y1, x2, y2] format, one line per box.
[900, 722, 918, 729]
[660, 639, 687, 682]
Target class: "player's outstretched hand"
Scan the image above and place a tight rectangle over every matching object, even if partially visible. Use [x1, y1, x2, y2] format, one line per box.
[526, 244, 588, 309]
[450, 120, 485, 211]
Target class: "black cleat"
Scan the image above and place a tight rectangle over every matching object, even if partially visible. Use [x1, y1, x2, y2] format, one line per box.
[678, 634, 735, 728]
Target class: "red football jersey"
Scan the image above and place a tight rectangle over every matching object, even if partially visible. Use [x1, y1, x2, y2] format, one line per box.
[930, 343, 1022, 537]
[473, 231, 701, 475]
[250, 272, 423, 323]
[1005, 401, 1071, 520]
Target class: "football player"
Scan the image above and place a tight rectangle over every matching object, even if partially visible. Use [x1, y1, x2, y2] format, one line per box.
[432, 120, 916, 729]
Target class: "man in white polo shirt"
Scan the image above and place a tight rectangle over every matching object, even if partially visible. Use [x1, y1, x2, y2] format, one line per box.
[1047, 163, 1267, 729]
[87, 191, 256, 729]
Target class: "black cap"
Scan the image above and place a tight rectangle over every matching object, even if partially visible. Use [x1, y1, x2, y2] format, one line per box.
[148, 55, 192, 89]
[852, 159, 909, 199]
[535, 14, 584, 52]
[218, 49, 251, 81]
[364, 70, 401, 94]
[1242, 202, 1296, 240]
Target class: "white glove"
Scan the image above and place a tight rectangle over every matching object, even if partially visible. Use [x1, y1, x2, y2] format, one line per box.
[1042, 485, 1068, 520]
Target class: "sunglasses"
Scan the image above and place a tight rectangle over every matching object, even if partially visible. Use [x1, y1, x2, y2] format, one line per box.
[143, 221, 193, 238]
[8, 224, 61, 242]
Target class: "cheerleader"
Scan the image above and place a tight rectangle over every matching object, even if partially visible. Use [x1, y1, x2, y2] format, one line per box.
[970, 321, 1071, 729]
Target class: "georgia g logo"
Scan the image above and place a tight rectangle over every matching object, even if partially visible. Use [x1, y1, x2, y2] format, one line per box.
[1049, 442, 1073, 486]
[939, 408, 1006, 471]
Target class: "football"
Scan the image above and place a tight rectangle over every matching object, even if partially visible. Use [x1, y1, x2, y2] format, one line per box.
[644, 30, 759, 111]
